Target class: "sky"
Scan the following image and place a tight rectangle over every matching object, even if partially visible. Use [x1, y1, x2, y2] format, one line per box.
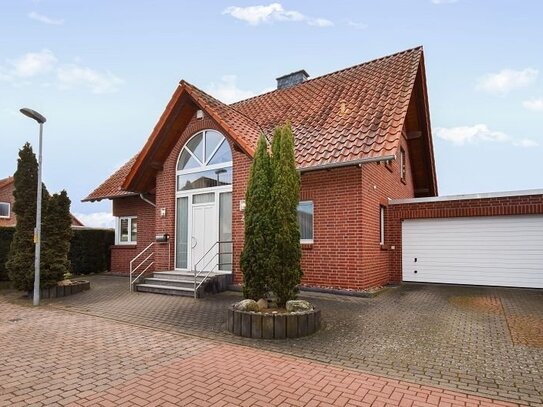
[1, 0, 542, 228]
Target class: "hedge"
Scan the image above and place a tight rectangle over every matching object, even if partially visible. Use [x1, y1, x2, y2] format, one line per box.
[0, 227, 14, 281]
[0, 226, 114, 280]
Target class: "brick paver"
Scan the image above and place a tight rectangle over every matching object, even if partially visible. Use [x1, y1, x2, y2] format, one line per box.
[0, 299, 520, 407]
[27, 275, 543, 406]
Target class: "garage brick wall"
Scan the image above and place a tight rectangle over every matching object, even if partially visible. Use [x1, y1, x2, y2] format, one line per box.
[386, 193, 543, 284]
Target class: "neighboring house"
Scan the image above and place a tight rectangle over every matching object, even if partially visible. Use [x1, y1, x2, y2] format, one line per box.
[85, 46, 543, 293]
[0, 176, 84, 228]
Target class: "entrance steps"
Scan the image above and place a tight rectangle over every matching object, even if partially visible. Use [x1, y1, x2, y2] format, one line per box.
[135, 270, 232, 297]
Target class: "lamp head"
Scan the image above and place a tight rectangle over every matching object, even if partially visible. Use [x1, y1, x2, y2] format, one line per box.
[20, 108, 46, 124]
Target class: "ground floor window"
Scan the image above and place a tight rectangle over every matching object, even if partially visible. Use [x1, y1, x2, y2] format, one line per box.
[0, 202, 10, 218]
[298, 201, 314, 243]
[117, 216, 137, 244]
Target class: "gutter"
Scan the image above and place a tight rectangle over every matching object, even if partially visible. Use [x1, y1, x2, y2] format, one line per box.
[299, 154, 396, 173]
[139, 193, 156, 207]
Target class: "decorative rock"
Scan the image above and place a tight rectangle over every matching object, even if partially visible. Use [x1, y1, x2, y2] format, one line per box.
[286, 300, 313, 312]
[256, 298, 268, 310]
[233, 299, 259, 312]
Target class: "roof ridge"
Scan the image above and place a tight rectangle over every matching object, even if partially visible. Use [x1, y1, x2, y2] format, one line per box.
[230, 46, 423, 107]
[181, 79, 265, 137]
[179, 79, 264, 142]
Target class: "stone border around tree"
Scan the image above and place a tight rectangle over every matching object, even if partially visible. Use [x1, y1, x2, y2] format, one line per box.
[227, 307, 321, 339]
[28, 280, 90, 299]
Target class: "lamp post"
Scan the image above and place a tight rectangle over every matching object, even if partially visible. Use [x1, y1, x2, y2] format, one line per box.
[20, 108, 47, 306]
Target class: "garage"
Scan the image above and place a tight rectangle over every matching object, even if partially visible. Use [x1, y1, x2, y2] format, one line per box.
[402, 215, 543, 288]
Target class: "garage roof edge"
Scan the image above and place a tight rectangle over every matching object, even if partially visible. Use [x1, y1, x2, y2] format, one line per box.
[389, 188, 543, 205]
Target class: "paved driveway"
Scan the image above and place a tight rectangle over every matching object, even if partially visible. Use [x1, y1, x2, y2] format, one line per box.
[3, 275, 542, 406]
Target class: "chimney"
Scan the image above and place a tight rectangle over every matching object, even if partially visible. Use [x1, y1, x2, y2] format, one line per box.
[276, 70, 309, 90]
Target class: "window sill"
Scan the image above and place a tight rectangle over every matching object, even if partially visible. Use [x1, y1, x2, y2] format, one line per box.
[112, 244, 138, 249]
[301, 242, 314, 250]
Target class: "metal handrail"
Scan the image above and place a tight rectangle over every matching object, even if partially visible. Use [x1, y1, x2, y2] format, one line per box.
[129, 242, 155, 291]
[193, 240, 233, 299]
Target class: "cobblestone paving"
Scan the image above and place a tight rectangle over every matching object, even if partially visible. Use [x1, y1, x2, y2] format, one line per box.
[0, 298, 520, 406]
[2, 275, 542, 406]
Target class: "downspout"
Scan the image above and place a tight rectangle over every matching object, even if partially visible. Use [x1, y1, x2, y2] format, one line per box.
[139, 193, 156, 207]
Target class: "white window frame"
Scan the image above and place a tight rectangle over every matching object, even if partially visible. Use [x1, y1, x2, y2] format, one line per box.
[379, 205, 385, 245]
[116, 216, 137, 245]
[298, 200, 314, 244]
[0, 202, 10, 219]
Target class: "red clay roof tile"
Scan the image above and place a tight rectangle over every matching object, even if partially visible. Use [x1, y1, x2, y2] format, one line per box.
[85, 47, 424, 201]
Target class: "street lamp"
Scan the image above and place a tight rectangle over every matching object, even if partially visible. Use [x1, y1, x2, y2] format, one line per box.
[20, 107, 46, 306]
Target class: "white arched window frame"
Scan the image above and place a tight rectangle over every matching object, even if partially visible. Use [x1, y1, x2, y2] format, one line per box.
[175, 129, 233, 192]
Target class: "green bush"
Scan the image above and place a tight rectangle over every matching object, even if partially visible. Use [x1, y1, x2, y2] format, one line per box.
[69, 228, 114, 275]
[0, 227, 15, 281]
[240, 135, 275, 300]
[0, 226, 114, 280]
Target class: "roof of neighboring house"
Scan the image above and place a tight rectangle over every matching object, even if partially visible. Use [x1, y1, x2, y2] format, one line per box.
[0, 176, 14, 190]
[1, 175, 85, 227]
[85, 46, 435, 202]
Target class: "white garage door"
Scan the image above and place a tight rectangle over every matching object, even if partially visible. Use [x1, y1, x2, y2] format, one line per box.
[402, 215, 543, 288]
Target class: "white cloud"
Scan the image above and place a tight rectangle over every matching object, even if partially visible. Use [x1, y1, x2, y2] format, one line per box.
[346, 20, 368, 30]
[8, 49, 57, 78]
[57, 64, 123, 94]
[28, 11, 64, 25]
[477, 68, 538, 95]
[223, 3, 333, 27]
[0, 49, 123, 94]
[206, 75, 266, 104]
[523, 98, 543, 112]
[513, 138, 539, 148]
[435, 124, 538, 148]
[74, 212, 115, 229]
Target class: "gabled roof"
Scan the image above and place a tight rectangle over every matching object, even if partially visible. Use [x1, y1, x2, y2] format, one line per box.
[0, 176, 14, 190]
[84, 46, 436, 201]
[233, 47, 422, 169]
[120, 81, 263, 193]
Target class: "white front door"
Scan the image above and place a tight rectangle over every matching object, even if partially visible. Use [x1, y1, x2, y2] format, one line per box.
[191, 200, 218, 272]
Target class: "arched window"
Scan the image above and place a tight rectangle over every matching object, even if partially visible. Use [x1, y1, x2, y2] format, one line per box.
[176, 130, 232, 191]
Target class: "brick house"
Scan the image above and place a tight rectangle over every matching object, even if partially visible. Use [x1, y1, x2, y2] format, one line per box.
[0, 176, 84, 228]
[84, 46, 543, 294]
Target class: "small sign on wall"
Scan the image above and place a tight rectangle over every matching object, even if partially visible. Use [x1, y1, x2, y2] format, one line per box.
[239, 200, 246, 211]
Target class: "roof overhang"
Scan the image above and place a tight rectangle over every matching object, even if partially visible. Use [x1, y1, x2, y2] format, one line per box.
[122, 81, 257, 193]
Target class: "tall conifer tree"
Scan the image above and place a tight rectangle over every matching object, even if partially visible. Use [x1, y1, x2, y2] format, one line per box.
[270, 123, 302, 307]
[41, 191, 73, 287]
[6, 143, 48, 290]
[240, 135, 274, 299]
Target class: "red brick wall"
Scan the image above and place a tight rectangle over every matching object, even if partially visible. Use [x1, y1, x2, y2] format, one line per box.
[0, 182, 15, 227]
[110, 195, 156, 273]
[359, 135, 415, 288]
[386, 193, 543, 284]
[298, 166, 363, 289]
[108, 128, 420, 289]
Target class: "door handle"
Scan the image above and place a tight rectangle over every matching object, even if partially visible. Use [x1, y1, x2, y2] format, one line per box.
[191, 236, 197, 248]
